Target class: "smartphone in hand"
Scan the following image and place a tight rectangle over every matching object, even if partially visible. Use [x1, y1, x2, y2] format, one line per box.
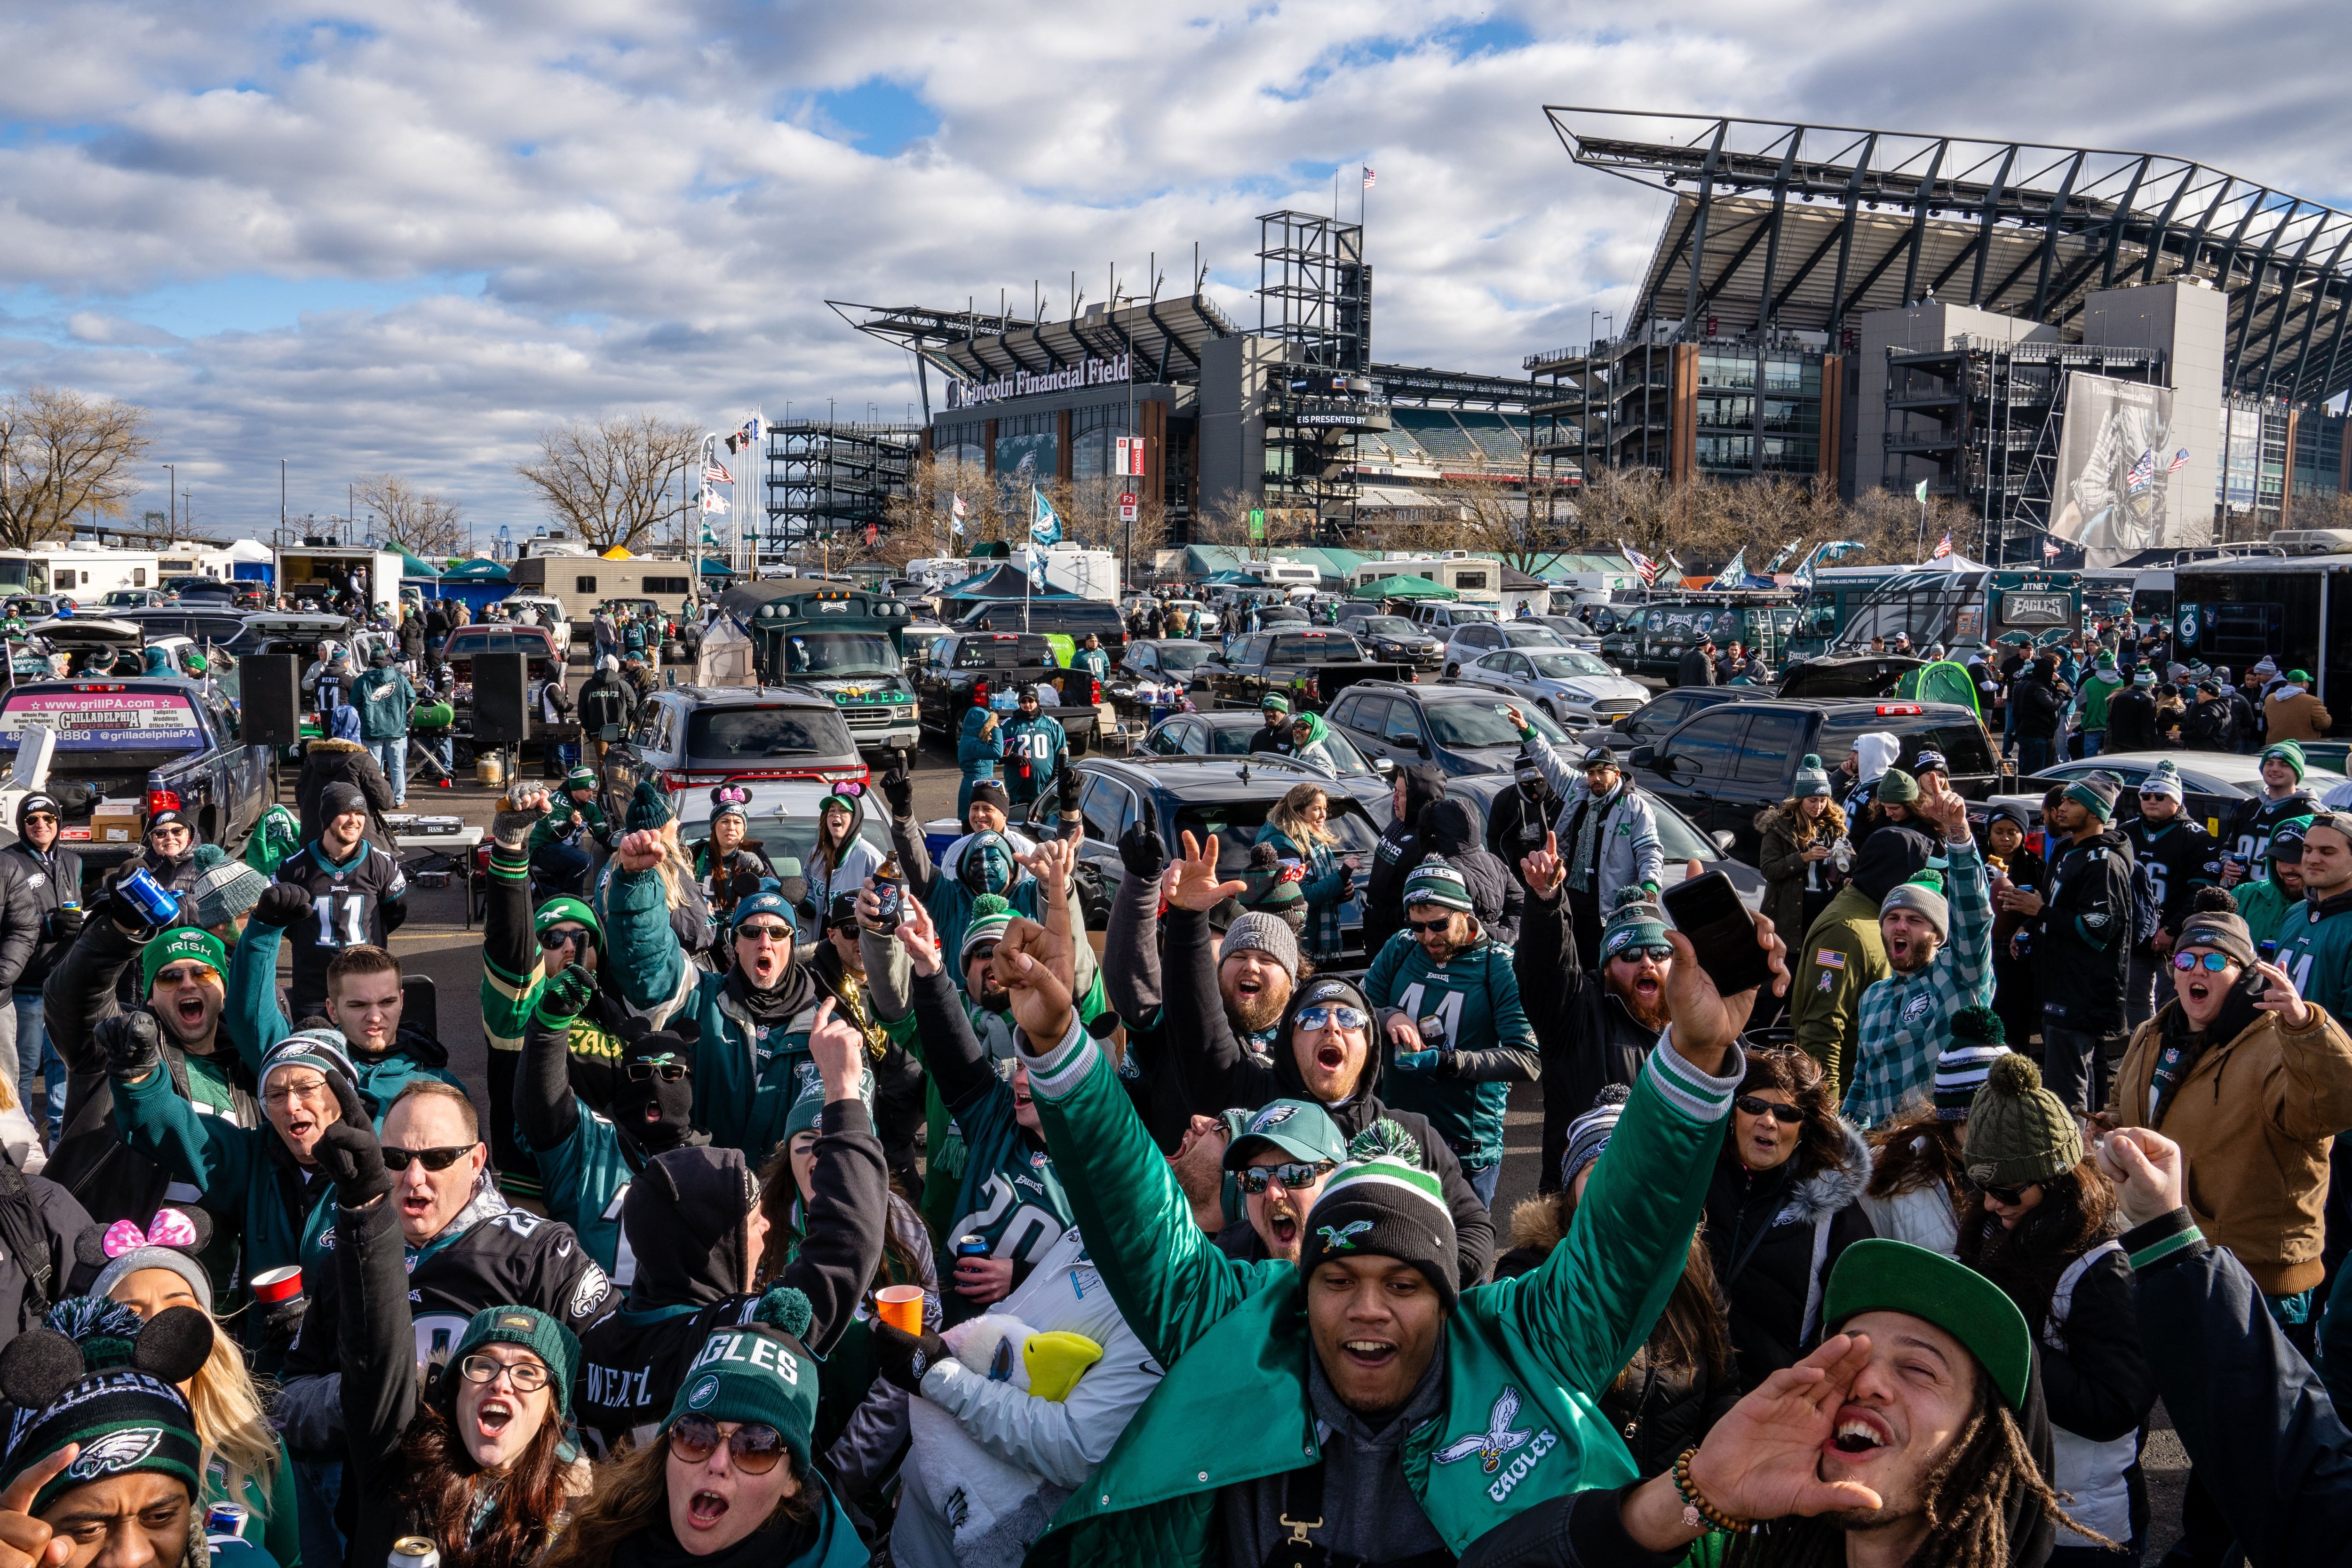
[1661, 871, 1775, 998]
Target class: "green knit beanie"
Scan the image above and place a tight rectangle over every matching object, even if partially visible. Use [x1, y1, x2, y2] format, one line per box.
[142, 926, 229, 995]
[2264, 740, 2308, 782]
[665, 1289, 823, 1470]
[1962, 1055, 2082, 1188]
[1875, 767, 1920, 805]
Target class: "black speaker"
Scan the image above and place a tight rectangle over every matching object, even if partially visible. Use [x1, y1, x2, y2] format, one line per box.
[240, 655, 303, 746]
[473, 653, 531, 745]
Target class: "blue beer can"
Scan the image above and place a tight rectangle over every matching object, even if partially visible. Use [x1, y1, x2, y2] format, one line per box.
[119, 867, 180, 928]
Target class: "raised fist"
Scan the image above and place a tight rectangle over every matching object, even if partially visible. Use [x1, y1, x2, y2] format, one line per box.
[96, 1009, 163, 1081]
[252, 884, 314, 930]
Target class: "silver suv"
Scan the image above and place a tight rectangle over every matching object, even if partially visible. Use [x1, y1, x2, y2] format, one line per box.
[613, 686, 867, 798]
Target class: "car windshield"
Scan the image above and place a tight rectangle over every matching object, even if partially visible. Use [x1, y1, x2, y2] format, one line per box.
[781, 632, 900, 679]
[1527, 651, 1613, 678]
[1650, 801, 1719, 862]
[684, 706, 857, 761]
[1151, 644, 1213, 672]
[1204, 722, 1376, 777]
[1359, 617, 1417, 637]
[1268, 634, 1365, 662]
[1498, 627, 1565, 648]
[1426, 700, 1567, 746]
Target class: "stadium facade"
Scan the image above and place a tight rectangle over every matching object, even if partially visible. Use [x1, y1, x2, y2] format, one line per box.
[1535, 110, 2352, 563]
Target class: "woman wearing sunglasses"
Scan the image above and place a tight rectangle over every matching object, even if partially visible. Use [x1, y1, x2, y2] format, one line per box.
[326, 1103, 593, 1568]
[550, 1306, 861, 1568]
[1959, 1051, 2153, 1567]
[1700, 1044, 1874, 1387]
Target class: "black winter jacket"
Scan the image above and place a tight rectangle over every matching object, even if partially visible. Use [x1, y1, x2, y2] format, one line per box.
[2104, 687, 2160, 751]
[2033, 828, 2137, 1034]
[1363, 764, 1446, 958]
[1515, 888, 1658, 1188]
[1423, 798, 1522, 948]
[0, 1167, 94, 1339]
[1159, 903, 1495, 1284]
[1958, 1215, 2153, 1447]
[1484, 777, 1558, 893]
[2012, 671, 2065, 740]
[0, 840, 79, 994]
[1675, 647, 1717, 688]
[577, 673, 638, 738]
[1702, 1121, 1874, 1387]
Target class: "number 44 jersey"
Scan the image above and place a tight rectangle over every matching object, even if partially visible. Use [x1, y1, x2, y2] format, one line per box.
[276, 838, 408, 1014]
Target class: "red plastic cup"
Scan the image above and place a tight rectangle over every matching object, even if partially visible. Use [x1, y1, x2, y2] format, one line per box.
[250, 1266, 303, 1305]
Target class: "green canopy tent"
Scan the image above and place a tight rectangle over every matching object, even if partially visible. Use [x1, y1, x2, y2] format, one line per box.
[1349, 574, 1460, 601]
[438, 557, 510, 582]
[395, 550, 442, 579]
[1893, 660, 1983, 717]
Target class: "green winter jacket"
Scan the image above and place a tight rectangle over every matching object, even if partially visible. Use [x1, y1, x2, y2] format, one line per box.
[225, 923, 464, 1122]
[352, 666, 416, 742]
[1015, 1010, 1742, 1564]
[1362, 929, 1541, 1169]
[2076, 670, 2124, 732]
[1788, 881, 1889, 1103]
[528, 798, 609, 859]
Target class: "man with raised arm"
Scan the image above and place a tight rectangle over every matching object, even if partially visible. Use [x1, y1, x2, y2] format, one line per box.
[977, 832, 1784, 1564]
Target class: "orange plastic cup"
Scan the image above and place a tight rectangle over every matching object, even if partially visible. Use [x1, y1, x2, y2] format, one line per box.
[874, 1285, 925, 1335]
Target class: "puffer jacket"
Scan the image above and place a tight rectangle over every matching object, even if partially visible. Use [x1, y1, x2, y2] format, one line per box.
[1421, 797, 1522, 948]
[2105, 994, 2352, 1296]
[1702, 1119, 1875, 1385]
[1521, 736, 1665, 906]
[1362, 763, 1446, 957]
[1494, 1196, 1740, 1478]
[0, 836, 80, 995]
[1754, 799, 1845, 947]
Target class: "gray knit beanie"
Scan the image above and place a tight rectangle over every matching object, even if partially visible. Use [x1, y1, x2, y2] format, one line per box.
[1220, 911, 1300, 981]
[1879, 870, 1949, 939]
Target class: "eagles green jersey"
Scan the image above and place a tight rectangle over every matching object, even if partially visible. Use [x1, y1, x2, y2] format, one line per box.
[2275, 897, 2352, 1025]
[942, 1078, 1075, 1327]
[523, 1103, 640, 1285]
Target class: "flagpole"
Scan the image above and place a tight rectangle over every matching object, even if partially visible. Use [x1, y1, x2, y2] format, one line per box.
[1025, 485, 1034, 633]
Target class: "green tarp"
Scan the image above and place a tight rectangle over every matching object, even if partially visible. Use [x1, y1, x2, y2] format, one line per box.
[1350, 574, 1461, 601]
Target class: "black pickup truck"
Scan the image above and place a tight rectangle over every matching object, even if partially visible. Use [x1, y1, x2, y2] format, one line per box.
[1197, 629, 1416, 713]
[912, 631, 1101, 755]
[0, 621, 270, 876]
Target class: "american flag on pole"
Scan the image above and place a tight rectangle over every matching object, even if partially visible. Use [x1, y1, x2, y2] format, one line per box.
[703, 464, 731, 486]
[2126, 448, 2157, 492]
[1363, 167, 1375, 188]
[2168, 448, 2189, 475]
[1620, 542, 1661, 585]
[1931, 533, 1952, 558]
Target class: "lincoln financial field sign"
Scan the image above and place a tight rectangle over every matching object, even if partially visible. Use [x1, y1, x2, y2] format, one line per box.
[945, 352, 1133, 409]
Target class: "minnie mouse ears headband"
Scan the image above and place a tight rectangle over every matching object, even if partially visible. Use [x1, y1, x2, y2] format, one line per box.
[81, 1207, 216, 1315]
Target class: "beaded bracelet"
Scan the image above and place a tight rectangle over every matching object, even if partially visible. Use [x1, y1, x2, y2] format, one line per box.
[1673, 1447, 1751, 1536]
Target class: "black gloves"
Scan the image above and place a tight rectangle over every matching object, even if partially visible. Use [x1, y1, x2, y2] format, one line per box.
[882, 767, 915, 819]
[537, 963, 595, 1024]
[1055, 764, 1081, 816]
[252, 884, 314, 930]
[1118, 804, 1166, 879]
[871, 1319, 953, 1395]
[491, 800, 544, 853]
[43, 906, 85, 943]
[312, 1075, 392, 1208]
[96, 1010, 162, 1082]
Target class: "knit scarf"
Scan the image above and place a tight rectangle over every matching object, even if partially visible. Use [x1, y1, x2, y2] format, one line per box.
[1568, 784, 1618, 893]
[2148, 982, 2263, 1125]
[726, 958, 817, 1027]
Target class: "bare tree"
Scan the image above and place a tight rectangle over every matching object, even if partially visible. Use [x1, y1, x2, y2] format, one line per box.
[353, 472, 467, 556]
[0, 387, 154, 550]
[516, 414, 700, 553]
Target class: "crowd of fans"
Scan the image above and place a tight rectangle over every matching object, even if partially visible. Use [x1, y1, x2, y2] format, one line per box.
[2, 614, 2352, 1568]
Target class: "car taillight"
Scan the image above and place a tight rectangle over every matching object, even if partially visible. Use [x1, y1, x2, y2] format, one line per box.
[1088, 677, 1101, 704]
[145, 788, 181, 818]
[973, 679, 989, 706]
[1875, 703, 1924, 716]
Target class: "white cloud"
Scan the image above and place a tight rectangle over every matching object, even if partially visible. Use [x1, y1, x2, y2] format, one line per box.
[0, 0, 2347, 536]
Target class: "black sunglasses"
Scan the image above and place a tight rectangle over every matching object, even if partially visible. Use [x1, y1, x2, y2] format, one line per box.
[1404, 916, 1457, 934]
[669, 1415, 787, 1474]
[382, 1144, 477, 1172]
[1235, 1160, 1335, 1195]
[539, 927, 589, 950]
[1733, 1095, 1804, 1125]
[1980, 1182, 2040, 1207]
[627, 1061, 688, 1082]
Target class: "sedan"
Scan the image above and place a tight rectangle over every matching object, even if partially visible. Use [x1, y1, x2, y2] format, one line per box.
[1449, 648, 1649, 729]
[1141, 709, 1394, 818]
[1440, 621, 1567, 677]
[1524, 614, 1604, 652]
[1443, 772, 1769, 910]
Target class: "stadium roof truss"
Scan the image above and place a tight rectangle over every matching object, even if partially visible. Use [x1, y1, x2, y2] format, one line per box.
[1545, 108, 2352, 405]
[828, 295, 1240, 402]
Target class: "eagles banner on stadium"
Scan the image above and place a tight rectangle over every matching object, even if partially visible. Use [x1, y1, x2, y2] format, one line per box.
[2048, 373, 2191, 568]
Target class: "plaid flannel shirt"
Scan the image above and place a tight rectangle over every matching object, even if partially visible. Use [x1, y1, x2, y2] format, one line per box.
[1844, 838, 1994, 1126]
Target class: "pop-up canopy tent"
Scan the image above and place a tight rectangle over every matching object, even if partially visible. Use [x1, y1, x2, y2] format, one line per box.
[1350, 574, 1460, 601]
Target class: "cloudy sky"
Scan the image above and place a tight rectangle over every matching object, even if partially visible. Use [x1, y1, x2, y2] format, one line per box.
[3, 1, 2347, 544]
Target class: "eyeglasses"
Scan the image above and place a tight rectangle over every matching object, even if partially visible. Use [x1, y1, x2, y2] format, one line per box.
[154, 965, 217, 987]
[668, 1415, 787, 1474]
[263, 1076, 333, 1106]
[1404, 917, 1457, 934]
[1609, 943, 1674, 963]
[382, 1144, 477, 1172]
[1295, 1003, 1368, 1034]
[539, 927, 588, 951]
[21, 814, 54, 827]
[1733, 1095, 1804, 1125]
[1980, 1183, 2039, 1207]
[457, 1353, 549, 1393]
[1235, 1160, 1335, 1195]
[627, 1060, 688, 1082]
[965, 943, 998, 966]
[737, 923, 794, 943]
[2171, 951, 2235, 972]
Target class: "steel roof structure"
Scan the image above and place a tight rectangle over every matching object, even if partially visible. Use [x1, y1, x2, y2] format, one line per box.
[829, 295, 1240, 391]
[1545, 108, 2352, 405]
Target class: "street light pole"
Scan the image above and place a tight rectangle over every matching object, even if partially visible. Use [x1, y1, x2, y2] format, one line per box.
[164, 464, 175, 538]
[280, 458, 286, 547]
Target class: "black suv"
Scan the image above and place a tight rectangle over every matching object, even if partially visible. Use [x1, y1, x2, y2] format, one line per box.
[1627, 699, 2002, 860]
[1323, 680, 1576, 778]
[1572, 685, 1751, 750]
[955, 597, 1128, 655]
[1030, 754, 1385, 955]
